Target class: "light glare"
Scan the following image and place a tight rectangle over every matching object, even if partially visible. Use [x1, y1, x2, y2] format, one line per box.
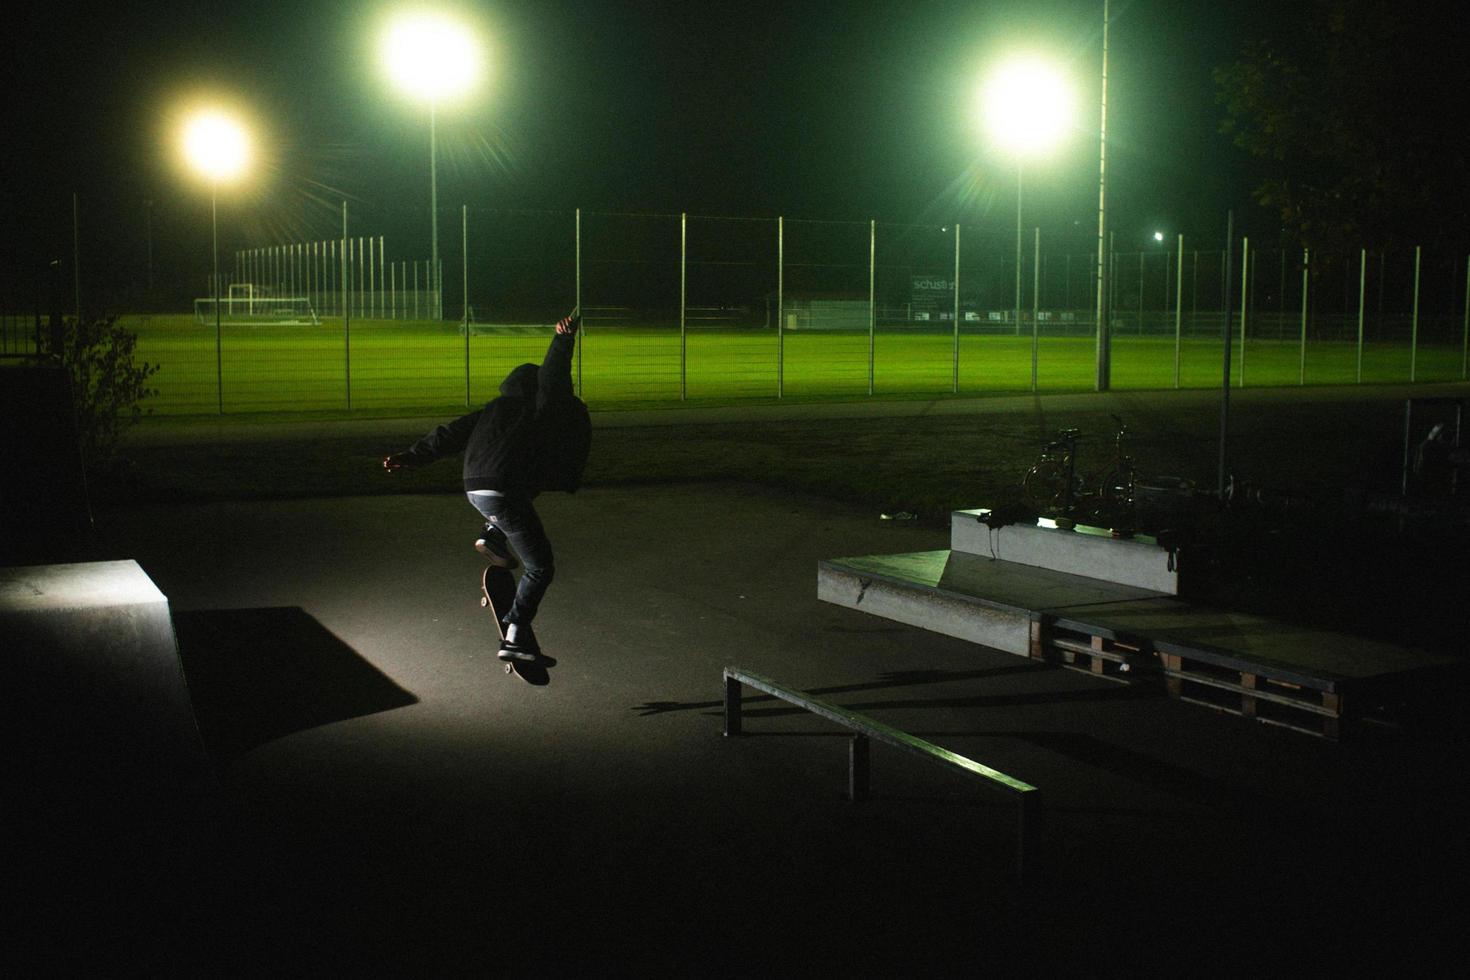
[181, 110, 251, 183]
[978, 57, 1074, 158]
[381, 11, 483, 103]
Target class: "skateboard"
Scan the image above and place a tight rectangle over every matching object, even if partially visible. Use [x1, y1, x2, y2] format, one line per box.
[479, 565, 556, 685]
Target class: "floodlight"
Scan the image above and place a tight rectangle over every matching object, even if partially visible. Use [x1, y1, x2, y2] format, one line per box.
[381, 10, 483, 104]
[1153, 231, 1165, 242]
[977, 57, 1074, 157]
[181, 109, 250, 183]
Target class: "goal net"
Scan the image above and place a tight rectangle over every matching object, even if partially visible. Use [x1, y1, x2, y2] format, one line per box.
[195, 285, 320, 325]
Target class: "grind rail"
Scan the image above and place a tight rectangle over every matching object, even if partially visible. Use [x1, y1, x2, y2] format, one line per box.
[723, 667, 1043, 886]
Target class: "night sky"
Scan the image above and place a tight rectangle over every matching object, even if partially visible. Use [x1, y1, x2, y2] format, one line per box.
[2, 0, 1444, 302]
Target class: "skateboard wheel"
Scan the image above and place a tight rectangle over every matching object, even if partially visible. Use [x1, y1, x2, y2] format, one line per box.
[504, 664, 513, 675]
[480, 597, 488, 607]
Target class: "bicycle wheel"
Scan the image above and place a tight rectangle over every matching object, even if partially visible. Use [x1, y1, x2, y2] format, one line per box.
[1096, 464, 1133, 505]
[1095, 464, 1136, 528]
[1023, 458, 1074, 515]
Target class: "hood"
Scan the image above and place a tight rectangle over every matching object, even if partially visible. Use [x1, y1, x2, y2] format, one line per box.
[499, 363, 539, 398]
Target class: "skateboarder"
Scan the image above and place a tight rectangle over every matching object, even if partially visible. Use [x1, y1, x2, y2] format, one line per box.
[383, 311, 589, 663]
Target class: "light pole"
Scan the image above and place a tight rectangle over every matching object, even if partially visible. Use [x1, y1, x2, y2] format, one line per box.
[979, 57, 1074, 389]
[1096, 0, 1112, 391]
[181, 108, 250, 414]
[381, 9, 484, 322]
[143, 198, 154, 298]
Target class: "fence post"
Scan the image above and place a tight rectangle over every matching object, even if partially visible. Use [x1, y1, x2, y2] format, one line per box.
[1011, 168, 1023, 340]
[1300, 248, 1309, 385]
[1239, 236, 1249, 387]
[1031, 227, 1040, 391]
[461, 205, 469, 329]
[868, 219, 875, 397]
[1138, 245, 1145, 335]
[1410, 245, 1421, 382]
[379, 235, 385, 320]
[575, 208, 582, 397]
[1357, 248, 1367, 383]
[952, 223, 960, 394]
[463, 206, 471, 408]
[342, 201, 351, 411]
[1174, 234, 1183, 388]
[1218, 215, 1235, 500]
[680, 211, 687, 401]
[777, 216, 784, 399]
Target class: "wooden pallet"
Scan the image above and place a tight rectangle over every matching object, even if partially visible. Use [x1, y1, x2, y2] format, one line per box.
[1158, 651, 1344, 739]
[1029, 618, 1154, 683]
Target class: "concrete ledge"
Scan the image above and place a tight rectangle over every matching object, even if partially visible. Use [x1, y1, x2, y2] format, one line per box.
[953, 509, 1180, 594]
[818, 554, 1032, 655]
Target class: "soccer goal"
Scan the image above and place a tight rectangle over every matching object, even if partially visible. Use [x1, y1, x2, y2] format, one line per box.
[195, 284, 321, 326]
[459, 306, 552, 336]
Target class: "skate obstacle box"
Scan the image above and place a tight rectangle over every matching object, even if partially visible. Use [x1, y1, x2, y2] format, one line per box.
[819, 508, 1452, 738]
[0, 360, 92, 564]
[0, 560, 210, 798]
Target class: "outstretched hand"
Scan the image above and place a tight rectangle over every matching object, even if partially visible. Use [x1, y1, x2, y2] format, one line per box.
[555, 311, 580, 336]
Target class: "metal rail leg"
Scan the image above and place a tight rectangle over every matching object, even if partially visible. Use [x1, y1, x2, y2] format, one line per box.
[723, 673, 743, 737]
[848, 734, 870, 801]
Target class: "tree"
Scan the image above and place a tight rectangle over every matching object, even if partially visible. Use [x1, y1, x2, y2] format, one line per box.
[52, 314, 160, 470]
[1216, 0, 1470, 252]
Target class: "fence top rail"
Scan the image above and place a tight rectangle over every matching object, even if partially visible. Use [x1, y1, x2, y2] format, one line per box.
[725, 666, 1037, 796]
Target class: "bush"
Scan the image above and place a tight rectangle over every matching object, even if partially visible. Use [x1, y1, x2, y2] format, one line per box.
[55, 313, 160, 469]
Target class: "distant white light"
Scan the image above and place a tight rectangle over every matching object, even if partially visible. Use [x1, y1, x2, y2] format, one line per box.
[180, 109, 250, 183]
[381, 10, 483, 104]
[1154, 231, 1165, 242]
[978, 57, 1074, 158]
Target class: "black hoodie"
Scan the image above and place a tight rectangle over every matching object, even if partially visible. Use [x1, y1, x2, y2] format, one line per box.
[401, 331, 576, 496]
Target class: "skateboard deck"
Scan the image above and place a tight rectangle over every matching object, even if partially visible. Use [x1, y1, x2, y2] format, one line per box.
[479, 565, 556, 685]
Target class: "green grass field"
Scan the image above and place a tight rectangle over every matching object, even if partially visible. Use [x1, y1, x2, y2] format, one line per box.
[123, 314, 1468, 416]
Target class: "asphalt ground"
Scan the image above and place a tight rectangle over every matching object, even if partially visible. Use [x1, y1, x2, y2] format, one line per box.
[15, 480, 1468, 974]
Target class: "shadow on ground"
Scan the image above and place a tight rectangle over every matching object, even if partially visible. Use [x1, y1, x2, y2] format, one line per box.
[173, 607, 417, 764]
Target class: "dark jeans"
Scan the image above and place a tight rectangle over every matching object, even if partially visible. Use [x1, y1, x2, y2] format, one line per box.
[467, 493, 555, 628]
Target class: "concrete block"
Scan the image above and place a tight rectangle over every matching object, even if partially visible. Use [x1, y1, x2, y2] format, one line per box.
[0, 560, 210, 791]
[953, 509, 1180, 594]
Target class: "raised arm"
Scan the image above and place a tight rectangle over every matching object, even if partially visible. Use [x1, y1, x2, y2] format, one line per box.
[537, 312, 579, 408]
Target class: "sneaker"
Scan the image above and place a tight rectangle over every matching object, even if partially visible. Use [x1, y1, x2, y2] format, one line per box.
[497, 623, 539, 661]
[474, 524, 520, 569]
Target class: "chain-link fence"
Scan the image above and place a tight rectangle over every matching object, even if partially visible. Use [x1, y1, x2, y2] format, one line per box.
[113, 206, 1470, 415]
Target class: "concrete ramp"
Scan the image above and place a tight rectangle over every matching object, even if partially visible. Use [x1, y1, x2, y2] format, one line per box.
[1, 560, 210, 793]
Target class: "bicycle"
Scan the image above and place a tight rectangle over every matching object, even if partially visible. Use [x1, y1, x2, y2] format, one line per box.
[1020, 416, 1136, 531]
[1093, 414, 1136, 529]
[1021, 427, 1084, 522]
